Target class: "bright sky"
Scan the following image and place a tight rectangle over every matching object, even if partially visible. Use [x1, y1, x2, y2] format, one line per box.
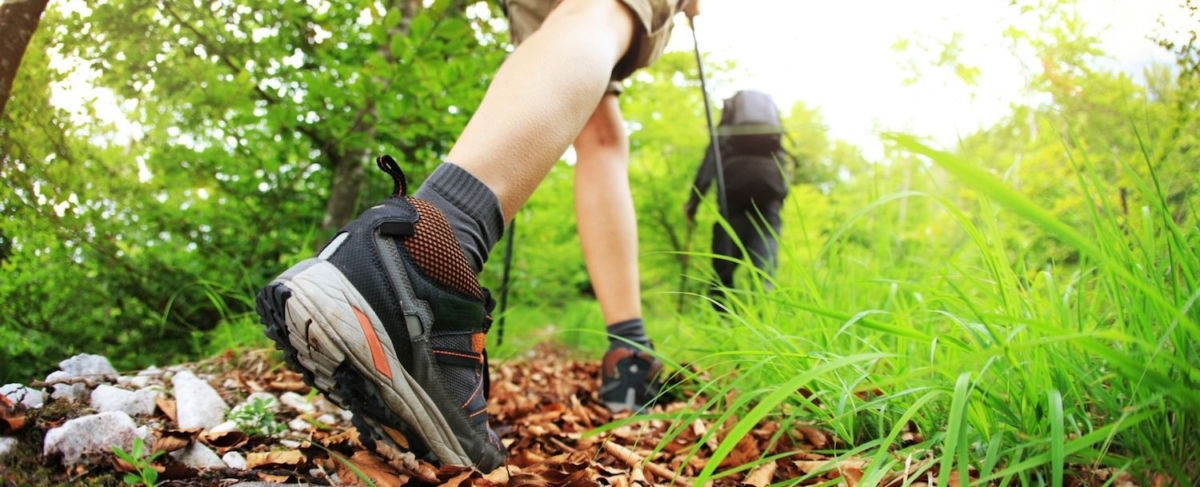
[667, 0, 1189, 158]
[52, 0, 1190, 160]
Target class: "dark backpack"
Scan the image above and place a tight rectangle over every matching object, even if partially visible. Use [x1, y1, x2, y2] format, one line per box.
[716, 90, 789, 205]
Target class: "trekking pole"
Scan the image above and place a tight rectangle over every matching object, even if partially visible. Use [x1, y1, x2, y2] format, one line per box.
[496, 218, 516, 346]
[689, 16, 728, 221]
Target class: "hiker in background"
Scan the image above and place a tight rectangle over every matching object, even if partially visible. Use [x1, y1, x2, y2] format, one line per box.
[684, 89, 791, 308]
[257, 0, 699, 472]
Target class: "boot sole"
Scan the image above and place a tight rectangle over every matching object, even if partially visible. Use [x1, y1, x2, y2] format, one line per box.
[254, 258, 473, 467]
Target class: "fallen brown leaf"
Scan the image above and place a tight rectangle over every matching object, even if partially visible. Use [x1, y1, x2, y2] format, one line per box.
[718, 434, 762, 469]
[201, 430, 248, 452]
[838, 466, 864, 487]
[156, 395, 177, 423]
[269, 380, 309, 392]
[257, 472, 294, 483]
[741, 460, 777, 486]
[436, 465, 477, 486]
[157, 463, 199, 480]
[484, 465, 521, 484]
[112, 458, 138, 473]
[246, 450, 306, 470]
[329, 450, 405, 487]
[321, 426, 363, 449]
[795, 458, 868, 475]
[797, 426, 829, 449]
[602, 440, 689, 486]
[153, 427, 202, 454]
[0, 394, 25, 434]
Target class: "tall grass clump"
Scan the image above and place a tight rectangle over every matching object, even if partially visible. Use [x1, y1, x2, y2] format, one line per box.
[658, 132, 1198, 485]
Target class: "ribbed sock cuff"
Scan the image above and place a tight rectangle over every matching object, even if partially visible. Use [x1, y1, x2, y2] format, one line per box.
[607, 317, 650, 349]
[414, 163, 505, 274]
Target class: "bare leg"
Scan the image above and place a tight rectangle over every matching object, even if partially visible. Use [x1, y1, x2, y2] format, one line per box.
[574, 94, 641, 325]
[447, 0, 635, 221]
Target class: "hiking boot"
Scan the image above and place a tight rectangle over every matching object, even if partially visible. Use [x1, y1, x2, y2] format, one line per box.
[255, 156, 506, 471]
[599, 346, 664, 413]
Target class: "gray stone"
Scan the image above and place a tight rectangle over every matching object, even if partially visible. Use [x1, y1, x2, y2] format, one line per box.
[169, 442, 225, 469]
[58, 354, 118, 377]
[90, 385, 158, 416]
[1, 384, 45, 409]
[42, 412, 138, 465]
[0, 437, 18, 463]
[171, 371, 228, 430]
[222, 451, 247, 469]
[278, 391, 315, 414]
[46, 371, 88, 403]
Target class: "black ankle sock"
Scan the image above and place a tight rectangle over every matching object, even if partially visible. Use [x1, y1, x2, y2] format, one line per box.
[413, 163, 505, 274]
[607, 318, 650, 350]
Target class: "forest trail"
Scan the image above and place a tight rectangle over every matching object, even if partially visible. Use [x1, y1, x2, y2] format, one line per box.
[0, 343, 857, 486]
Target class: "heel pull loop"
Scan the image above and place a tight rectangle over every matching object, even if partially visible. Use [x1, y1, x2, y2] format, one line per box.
[376, 154, 407, 197]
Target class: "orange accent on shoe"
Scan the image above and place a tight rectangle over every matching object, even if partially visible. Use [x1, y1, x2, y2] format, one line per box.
[463, 369, 483, 407]
[471, 332, 487, 354]
[433, 349, 483, 362]
[352, 306, 393, 380]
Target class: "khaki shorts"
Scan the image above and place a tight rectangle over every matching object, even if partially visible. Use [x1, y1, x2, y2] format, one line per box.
[504, 0, 683, 94]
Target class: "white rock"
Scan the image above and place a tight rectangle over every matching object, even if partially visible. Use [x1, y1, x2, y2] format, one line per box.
[209, 421, 240, 434]
[90, 385, 158, 416]
[0, 437, 17, 463]
[59, 354, 118, 377]
[42, 412, 137, 465]
[222, 451, 248, 469]
[316, 414, 337, 425]
[172, 371, 228, 430]
[119, 375, 151, 389]
[288, 417, 311, 432]
[279, 439, 302, 449]
[169, 442, 226, 469]
[278, 391, 315, 414]
[135, 425, 153, 446]
[1, 384, 46, 409]
[46, 371, 88, 403]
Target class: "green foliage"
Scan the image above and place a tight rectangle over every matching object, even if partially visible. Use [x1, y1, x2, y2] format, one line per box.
[0, 1, 506, 382]
[111, 437, 162, 487]
[229, 397, 286, 437]
[2, 0, 1198, 482]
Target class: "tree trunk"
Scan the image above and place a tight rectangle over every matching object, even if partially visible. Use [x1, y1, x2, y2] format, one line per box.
[318, 0, 421, 234]
[0, 0, 49, 117]
[320, 147, 368, 233]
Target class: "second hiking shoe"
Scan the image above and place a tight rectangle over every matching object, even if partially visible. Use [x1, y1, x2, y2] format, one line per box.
[255, 156, 507, 471]
[599, 345, 664, 413]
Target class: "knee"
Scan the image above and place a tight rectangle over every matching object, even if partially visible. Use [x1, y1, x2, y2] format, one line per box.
[574, 96, 629, 159]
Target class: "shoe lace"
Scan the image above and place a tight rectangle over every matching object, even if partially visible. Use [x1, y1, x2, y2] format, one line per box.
[375, 154, 408, 197]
